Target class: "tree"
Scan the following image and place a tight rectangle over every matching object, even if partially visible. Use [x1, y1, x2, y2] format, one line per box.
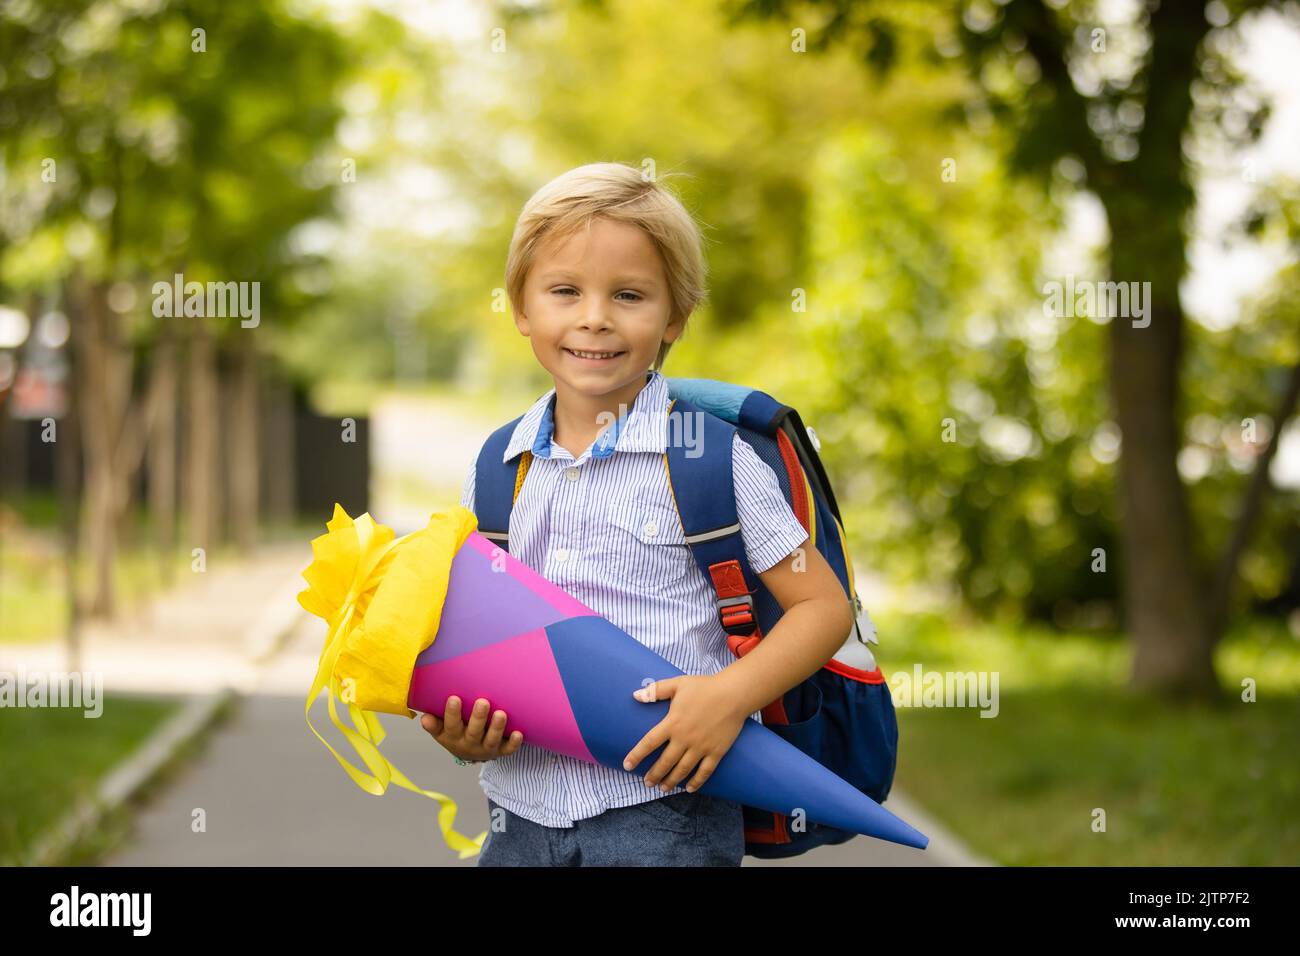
[0, 0, 351, 618]
[731, 0, 1300, 698]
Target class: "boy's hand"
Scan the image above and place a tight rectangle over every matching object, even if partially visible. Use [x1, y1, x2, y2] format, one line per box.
[622, 674, 749, 793]
[420, 695, 524, 762]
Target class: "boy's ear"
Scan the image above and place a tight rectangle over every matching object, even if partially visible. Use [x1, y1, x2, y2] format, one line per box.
[662, 309, 689, 345]
[513, 308, 530, 336]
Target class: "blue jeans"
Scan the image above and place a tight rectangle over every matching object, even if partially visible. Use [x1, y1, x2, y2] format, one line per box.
[476, 791, 745, 867]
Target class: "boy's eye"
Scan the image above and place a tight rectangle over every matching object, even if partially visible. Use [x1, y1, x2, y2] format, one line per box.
[551, 287, 642, 302]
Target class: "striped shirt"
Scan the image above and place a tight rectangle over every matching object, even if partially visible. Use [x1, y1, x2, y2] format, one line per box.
[458, 368, 809, 827]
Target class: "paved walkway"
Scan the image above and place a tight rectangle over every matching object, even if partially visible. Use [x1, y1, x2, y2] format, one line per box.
[105, 611, 982, 866]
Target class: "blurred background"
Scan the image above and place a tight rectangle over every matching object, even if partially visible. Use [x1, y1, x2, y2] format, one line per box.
[1, 0, 1297, 867]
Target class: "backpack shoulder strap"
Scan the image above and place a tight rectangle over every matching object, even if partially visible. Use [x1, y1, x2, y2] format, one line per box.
[473, 414, 533, 551]
[667, 377, 869, 643]
[663, 397, 766, 657]
[667, 375, 844, 523]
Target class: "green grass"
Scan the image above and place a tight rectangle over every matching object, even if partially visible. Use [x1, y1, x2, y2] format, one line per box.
[0, 548, 64, 643]
[6, 490, 63, 527]
[878, 611, 1300, 865]
[0, 694, 182, 864]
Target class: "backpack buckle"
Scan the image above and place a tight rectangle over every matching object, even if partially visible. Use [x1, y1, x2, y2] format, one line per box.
[717, 593, 756, 636]
[706, 560, 762, 653]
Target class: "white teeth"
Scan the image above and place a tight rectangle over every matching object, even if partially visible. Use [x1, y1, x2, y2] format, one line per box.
[568, 349, 620, 359]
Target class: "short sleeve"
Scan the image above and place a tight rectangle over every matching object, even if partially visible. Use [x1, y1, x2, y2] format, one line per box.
[732, 432, 809, 573]
[459, 460, 476, 513]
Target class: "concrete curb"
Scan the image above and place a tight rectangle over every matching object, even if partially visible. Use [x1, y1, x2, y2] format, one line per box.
[884, 788, 999, 866]
[21, 569, 309, 867]
[21, 689, 233, 867]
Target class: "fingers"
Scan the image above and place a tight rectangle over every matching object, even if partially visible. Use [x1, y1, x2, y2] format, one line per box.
[478, 706, 526, 756]
[684, 755, 718, 793]
[622, 721, 670, 773]
[643, 741, 687, 788]
[481, 708, 508, 750]
[443, 696, 465, 735]
[633, 677, 681, 702]
[432, 696, 528, 761]
[464, 698, 491, 741]
[659, 751, 703, 791]
[444, 696, 491, 740]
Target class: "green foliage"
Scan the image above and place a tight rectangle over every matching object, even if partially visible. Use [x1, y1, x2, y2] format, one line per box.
[1, 0, 1294, 628]
[668, 123, 1116, 623]
[0, 0, 354, 341]
[882, 609, 1300, 865]
[1185, 265, 1300, 607]
[800, 128, 1121, 622]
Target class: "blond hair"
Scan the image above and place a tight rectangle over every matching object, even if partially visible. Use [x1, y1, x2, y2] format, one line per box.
[505, 162, 708, 372]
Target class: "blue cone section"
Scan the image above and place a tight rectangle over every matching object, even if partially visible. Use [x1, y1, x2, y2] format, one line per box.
[545, 615, 929, 850]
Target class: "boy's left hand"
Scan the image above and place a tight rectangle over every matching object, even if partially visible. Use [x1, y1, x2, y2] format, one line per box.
[622, 674, 749, 794]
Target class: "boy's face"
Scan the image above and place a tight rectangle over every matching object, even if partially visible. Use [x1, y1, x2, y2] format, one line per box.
[515, 216, 684, 401]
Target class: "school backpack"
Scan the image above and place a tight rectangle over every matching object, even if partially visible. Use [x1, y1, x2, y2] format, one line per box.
[473, 376, 898, 859]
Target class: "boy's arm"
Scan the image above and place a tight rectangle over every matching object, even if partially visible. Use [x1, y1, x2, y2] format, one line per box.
[713, 433, 853, 718]
[621, 438, 851, 789]
[713, 539, 853, 719]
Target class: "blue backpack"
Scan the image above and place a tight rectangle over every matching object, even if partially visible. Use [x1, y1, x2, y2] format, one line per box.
[474, 377, 898, 859]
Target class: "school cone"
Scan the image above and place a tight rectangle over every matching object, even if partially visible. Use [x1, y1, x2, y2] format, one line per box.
[301, 504, 929, 857]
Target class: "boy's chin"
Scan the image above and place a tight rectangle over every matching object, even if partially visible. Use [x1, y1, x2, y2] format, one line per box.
[550, 364, 649, 396]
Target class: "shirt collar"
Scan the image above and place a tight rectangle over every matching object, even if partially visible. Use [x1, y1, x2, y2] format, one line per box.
[502, 369, 672, 462]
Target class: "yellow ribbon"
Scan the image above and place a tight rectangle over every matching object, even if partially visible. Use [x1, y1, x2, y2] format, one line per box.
[298, 502, 487, 859]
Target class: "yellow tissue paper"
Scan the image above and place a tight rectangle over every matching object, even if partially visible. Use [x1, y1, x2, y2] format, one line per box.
[298, 502, 487, 859]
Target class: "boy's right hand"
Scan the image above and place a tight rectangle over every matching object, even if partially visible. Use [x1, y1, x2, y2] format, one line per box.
[420, 696, 524, 762]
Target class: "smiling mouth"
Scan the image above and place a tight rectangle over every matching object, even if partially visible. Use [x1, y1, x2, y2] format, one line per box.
[564, 347, 626, 361]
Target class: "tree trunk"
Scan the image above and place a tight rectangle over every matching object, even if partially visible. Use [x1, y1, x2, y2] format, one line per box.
[261, 375, 297, 528]
[229, 332, 260, 553]
[185, 315, 219, 560]
[1208, 359, 1300, 636]
[1096, 1, 1216, 699]
[1105, 279, 1217, 697]
[148, 320, 179, 585]
[56, 300, 83, 671]
[70, 274, 132, 620]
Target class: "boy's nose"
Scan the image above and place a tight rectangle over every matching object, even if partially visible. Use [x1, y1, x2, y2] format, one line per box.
[577, 306, 614, 331]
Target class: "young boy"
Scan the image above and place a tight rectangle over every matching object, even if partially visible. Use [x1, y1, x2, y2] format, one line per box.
[420, 162, 854, 866]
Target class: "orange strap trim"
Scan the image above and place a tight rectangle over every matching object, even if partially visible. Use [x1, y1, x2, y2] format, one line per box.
[708, 560, 750, 600]
[825, 658, 886, 684]
[775, 429, 810, 532]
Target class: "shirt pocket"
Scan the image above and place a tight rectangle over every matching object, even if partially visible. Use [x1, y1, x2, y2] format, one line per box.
[601, 501, 695, 594]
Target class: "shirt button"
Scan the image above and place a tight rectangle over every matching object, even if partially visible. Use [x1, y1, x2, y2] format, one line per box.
[565, 467, 580, 481]
[643, 519, 658, 537]
[554, 547, 569, 562]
